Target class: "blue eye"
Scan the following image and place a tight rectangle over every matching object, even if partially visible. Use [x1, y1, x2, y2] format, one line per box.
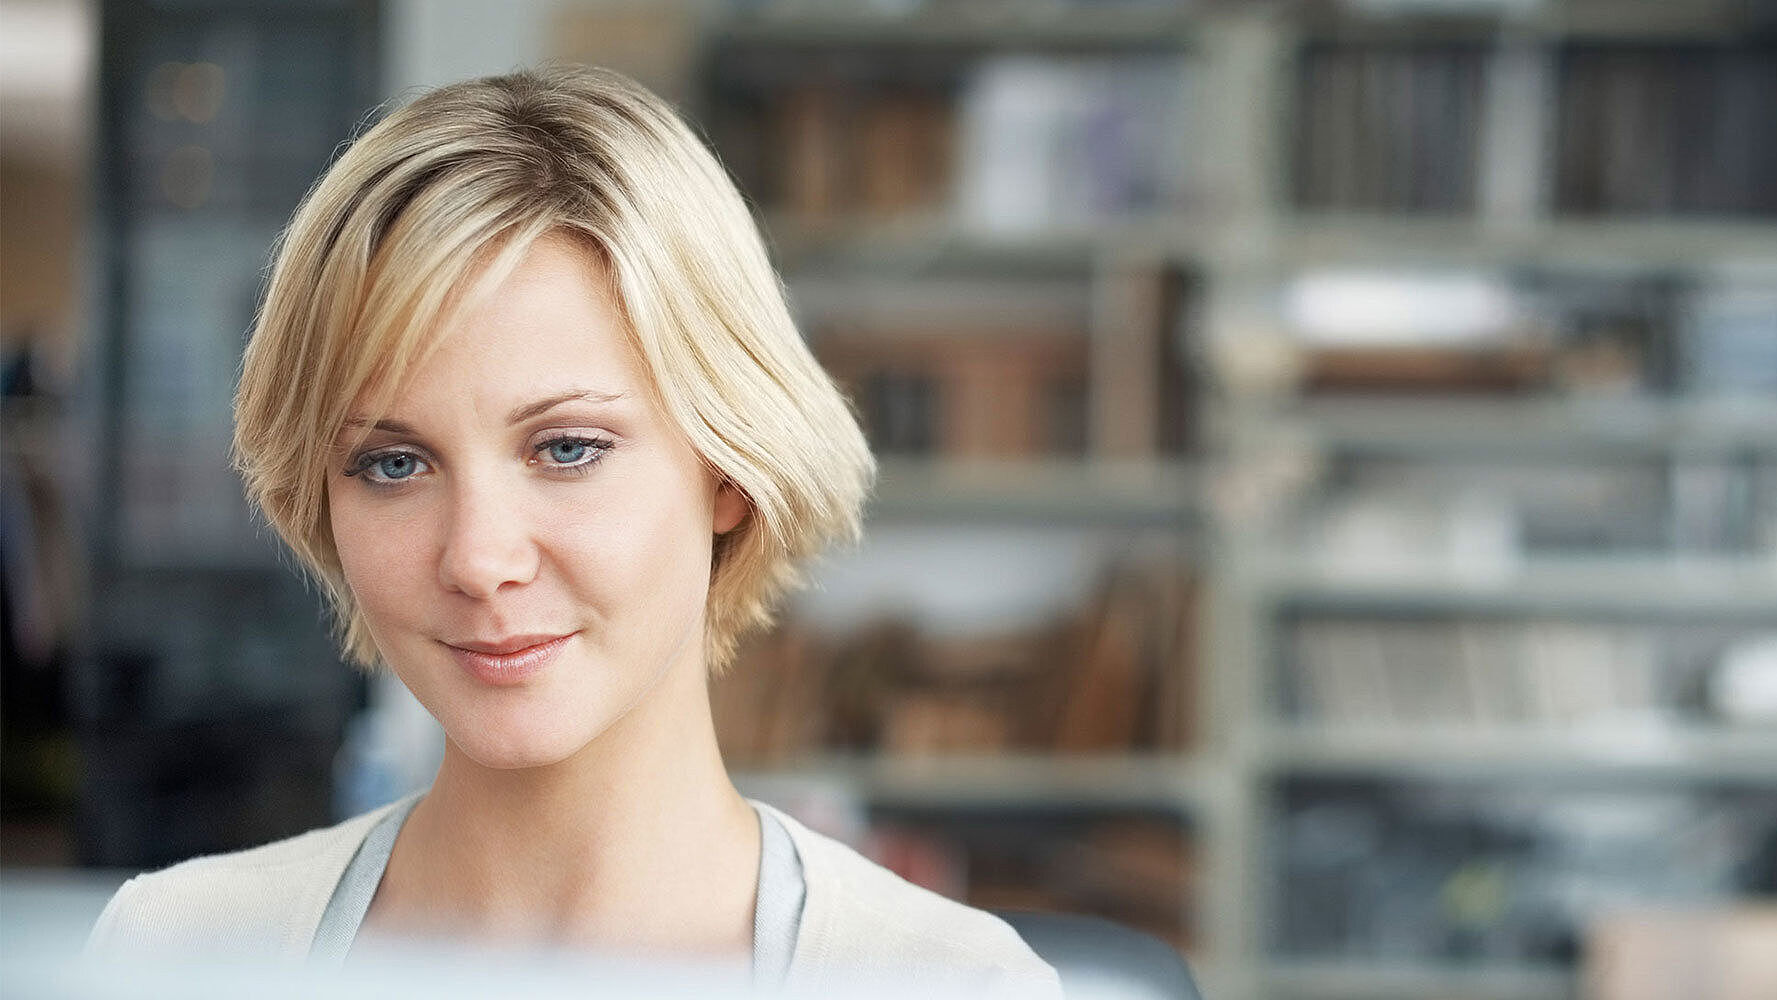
[548, 440, 588, 464]
[535, 435, 611, 472]
[344, 448, 430, 485]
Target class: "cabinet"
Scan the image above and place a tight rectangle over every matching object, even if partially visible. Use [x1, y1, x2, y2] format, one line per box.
[79, 0, 382, 867]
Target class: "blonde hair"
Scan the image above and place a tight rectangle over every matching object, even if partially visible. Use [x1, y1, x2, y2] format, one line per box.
[233, 65, 874, 673]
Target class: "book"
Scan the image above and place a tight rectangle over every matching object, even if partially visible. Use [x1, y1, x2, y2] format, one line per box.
[815, 325, 1089, 458]
[1293, 42, 1487, 213]
[1286, 613, 1678, 729]
[1556, 44, 1777, 216]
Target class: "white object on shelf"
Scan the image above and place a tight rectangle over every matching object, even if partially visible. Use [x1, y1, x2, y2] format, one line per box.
[955, 54, 1190, 236]
[1281, 268, 1526, 346]
[1302, 486, 1522, 584]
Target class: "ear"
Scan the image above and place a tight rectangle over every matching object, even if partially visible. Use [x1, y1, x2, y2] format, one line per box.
[712, 478, 748, 535]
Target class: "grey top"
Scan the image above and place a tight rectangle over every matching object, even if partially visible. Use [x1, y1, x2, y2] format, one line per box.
[309, 793, 806, 988]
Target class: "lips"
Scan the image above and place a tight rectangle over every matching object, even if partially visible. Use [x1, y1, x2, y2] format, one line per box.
[445, 632, 577, 685]
[449, 633, 574, 656]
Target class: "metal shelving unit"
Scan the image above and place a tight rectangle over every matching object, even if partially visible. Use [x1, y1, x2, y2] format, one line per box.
[693, 3, 1777, 998]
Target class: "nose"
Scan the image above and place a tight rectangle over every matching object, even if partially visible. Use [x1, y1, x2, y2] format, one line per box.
[436, 470, 539, 600]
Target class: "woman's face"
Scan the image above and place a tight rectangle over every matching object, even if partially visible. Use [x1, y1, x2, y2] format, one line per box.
[327, 233, 745, 770]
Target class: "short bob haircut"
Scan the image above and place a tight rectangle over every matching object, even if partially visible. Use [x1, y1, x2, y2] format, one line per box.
[233, 66, 874, 674]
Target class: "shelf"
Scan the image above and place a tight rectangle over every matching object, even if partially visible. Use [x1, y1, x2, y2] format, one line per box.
[868, 457, 1200, 526]
[732, 753, 1215, 812]
[1261, 960, 1572, 1000]
[1277, 216, 1777, 271]
[1259, 726, 1777, 785]
[769, 212, 1777, 271]
[715, 7, 1199, 50]
[766, 212, 1196, 271]
[1261, 556, 1777, 620]
[1270, 397, 1777, 459]
[766, 212, 1777, 275]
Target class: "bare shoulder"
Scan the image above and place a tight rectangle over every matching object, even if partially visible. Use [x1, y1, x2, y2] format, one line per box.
[85, 800, 404, 961]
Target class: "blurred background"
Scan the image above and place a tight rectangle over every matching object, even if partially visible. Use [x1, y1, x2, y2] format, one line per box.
[2, 0, 1775, 998]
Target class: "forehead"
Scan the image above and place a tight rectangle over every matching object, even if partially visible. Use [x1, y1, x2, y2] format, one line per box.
[354, 233, 648, 418]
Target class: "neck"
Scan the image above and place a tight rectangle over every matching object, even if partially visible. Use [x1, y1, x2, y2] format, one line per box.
[387, 646, 759, 960]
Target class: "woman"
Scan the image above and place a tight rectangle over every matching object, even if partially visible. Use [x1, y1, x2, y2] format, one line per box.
[85, 66, 1060, 996]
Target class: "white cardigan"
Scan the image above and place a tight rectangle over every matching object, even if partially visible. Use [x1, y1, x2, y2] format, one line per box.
[85, 797, 1062, 998]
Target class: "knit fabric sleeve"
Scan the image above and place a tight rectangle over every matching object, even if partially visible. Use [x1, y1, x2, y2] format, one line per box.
[82, 799, 407, 962]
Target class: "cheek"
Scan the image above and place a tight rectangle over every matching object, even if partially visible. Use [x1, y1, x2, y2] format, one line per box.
[330, 494, 433, 627]
[545, 464, 715, 627]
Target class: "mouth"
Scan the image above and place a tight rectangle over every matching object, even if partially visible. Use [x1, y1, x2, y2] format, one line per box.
[448, 633, 577, 656]
[444, 632, 578, 685]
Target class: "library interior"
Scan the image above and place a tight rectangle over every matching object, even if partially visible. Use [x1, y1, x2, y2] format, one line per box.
[1, 1, 1774, 998]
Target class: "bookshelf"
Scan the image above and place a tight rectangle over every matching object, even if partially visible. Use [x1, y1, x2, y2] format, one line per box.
[664, 3, 1777, 998]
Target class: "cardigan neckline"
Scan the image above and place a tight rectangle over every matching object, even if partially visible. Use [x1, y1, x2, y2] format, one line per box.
[305, 791, 805, 989]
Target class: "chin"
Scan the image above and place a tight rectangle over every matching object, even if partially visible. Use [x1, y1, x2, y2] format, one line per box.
[398, 637, 686, 774]
[449, 723, 606, 771]
[434, 689, 620, 771]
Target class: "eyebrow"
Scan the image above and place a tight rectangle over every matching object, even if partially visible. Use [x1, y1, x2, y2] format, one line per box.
[505, 388, 627, 425]
[341, 388, 628, 436]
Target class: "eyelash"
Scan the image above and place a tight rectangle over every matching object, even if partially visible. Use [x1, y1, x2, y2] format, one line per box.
[342, 435, 615, 488]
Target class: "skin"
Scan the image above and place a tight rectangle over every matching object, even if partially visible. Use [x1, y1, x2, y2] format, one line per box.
[326, 232, 758, 968]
